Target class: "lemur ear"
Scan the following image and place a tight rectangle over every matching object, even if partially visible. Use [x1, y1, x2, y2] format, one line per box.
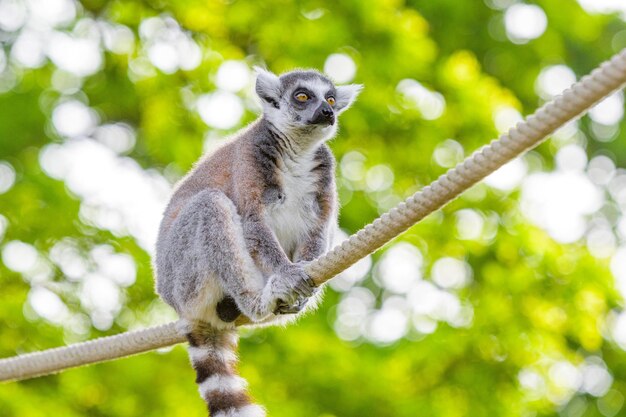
[254, 66, 281, 109]
[335, 84, 363, 113]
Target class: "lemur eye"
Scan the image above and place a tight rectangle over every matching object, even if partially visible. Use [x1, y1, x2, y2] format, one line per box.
[295, 92, 309, 102]
[326, 96, 336, 106]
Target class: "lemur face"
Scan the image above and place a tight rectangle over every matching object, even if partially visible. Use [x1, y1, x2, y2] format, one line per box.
[280, 72, 339, 127]
[255, 67, 362, 143]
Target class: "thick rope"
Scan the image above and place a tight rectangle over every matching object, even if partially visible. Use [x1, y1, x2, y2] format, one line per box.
[0, 322, 185, 381]
[2, 48, 626, 382]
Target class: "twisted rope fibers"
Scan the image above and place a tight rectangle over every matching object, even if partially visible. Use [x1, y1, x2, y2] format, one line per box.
[3, 48, 626, 382]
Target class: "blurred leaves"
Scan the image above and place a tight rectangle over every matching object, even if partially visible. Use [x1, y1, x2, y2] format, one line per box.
[2, 0, 626, 416]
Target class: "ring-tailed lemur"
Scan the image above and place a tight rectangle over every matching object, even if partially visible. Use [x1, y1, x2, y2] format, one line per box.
[154, 67, 361, 417]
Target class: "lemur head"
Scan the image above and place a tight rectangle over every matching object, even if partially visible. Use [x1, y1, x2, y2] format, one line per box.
[254, 67, 362, 145]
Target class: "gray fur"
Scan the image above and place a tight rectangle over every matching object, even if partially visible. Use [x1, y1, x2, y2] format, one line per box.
[153, 67, 361, 415]
[155, 68, 361, 326]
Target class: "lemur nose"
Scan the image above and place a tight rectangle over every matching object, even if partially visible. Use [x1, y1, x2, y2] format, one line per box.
[311, 102, 335, 125]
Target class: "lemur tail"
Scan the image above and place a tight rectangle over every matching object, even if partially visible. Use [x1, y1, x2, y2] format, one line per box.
[184, 321, 266, 417]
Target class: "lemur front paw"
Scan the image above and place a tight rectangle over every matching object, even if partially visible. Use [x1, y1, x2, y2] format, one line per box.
[267, 262, 316, 314]
[274, 296, 309, 314]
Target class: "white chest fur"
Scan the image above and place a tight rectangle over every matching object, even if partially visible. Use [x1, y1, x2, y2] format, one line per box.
[266, 152, 319, 258]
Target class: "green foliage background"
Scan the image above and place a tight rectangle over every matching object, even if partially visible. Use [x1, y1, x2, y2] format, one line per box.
[1, 1, 626, 416]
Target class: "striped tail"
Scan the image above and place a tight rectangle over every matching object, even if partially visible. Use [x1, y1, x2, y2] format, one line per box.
[184, 321, 266, 417]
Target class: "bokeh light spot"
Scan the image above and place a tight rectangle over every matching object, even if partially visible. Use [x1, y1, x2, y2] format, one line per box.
[52, 100, 99, 138]
[375, 242, 423, 294]
[536, 65, 576, 99]
[555, 144, 588, 172]
[324, 53, 356, 84]
[11, 30, 47, 68]
[494, 106, 523, 133]
[0, 0, 27, 32]
[589, 91, 624, 126]
[94, 123, 136, 154]
[2, 240, 39, 273]
[28, 286, 69, 324]
[504, 4, 547, 43]
[434, 139, 464, 168]
[197, 91, 244, 130]
[216, 60, 251, 92]
[432, 257, 472, 289]
[47, 29, 103, 77]
[577, 0, 626, 19]
[455, 209, 485, 241]
[397, 79, 446, 120]
[0, 161, 16, 194]
[485, 158, 527, 191]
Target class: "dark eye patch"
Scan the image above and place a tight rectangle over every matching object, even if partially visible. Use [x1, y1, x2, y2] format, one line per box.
[292, 86, 316, 102]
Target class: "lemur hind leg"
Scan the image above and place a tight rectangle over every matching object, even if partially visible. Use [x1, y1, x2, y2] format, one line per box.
[156, 189, 271, 325]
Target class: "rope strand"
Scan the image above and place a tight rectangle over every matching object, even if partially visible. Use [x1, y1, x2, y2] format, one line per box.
[2, 48, 626, 382]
